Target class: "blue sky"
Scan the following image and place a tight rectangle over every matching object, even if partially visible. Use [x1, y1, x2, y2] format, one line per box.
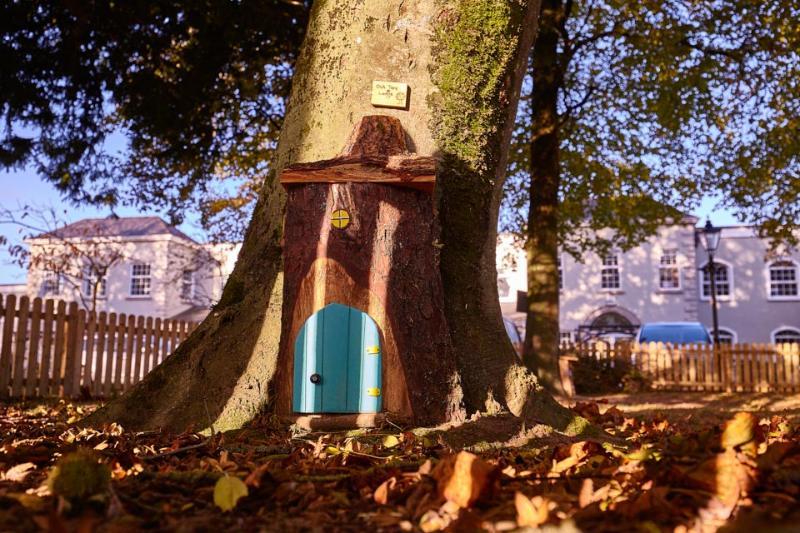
[0, 168, 208, 283]
[0, 168, 740, 284]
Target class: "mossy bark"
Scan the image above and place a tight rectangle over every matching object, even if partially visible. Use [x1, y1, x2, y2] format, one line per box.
[85, 0, 581, 434]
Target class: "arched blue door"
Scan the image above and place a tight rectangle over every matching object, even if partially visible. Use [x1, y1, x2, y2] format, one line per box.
[292, 303, 382, 413]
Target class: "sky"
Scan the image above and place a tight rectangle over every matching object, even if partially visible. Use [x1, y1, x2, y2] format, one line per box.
[0, 169, 741, 284]
[0, 168, 208, 283]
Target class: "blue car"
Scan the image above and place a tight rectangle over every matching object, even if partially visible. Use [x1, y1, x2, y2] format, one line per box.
[636, 322, 712, 345]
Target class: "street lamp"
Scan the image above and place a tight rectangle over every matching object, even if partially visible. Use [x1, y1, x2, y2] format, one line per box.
[701, 220, 722, 346]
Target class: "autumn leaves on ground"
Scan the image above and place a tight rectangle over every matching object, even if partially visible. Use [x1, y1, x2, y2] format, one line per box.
[0, 394, 797, 532]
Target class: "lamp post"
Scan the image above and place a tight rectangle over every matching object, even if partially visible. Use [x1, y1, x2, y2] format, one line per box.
[701, 220, 722, 346]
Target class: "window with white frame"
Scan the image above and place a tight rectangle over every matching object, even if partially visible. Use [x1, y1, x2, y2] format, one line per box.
[82, 269, 107, 299]
[768, 261, 799, 298]
[42, 271, 60, 295]
[713, 328, 736, 345]
[658, 250, 680, 290]
[773, 329, 800, 345]
[129, 263, 152, 296]
[181, 270, 195, 301]
[557, 255, 563, 290]
[559, 331, 573, 346]
[701, 262, 731, 298]
[600, 254, 620, 290]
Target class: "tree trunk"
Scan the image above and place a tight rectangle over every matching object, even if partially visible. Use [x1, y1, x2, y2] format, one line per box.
[524, 0, 565, 395]
[86, 0, 579, 434]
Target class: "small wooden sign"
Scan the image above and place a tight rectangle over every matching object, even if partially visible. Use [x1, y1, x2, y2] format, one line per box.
[371, 81, 409, 109]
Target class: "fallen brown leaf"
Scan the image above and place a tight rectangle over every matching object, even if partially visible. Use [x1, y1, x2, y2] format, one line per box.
[515, 492, 549, 527]
[432, 451, 496, 508]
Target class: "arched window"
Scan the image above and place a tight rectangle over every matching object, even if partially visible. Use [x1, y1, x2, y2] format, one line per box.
[772, 328, 800, 345]
[592, 311, 632, 328]
[700, 260, 732, 300]
[768, 260, 799, 299]
[712, 328, 737, 345]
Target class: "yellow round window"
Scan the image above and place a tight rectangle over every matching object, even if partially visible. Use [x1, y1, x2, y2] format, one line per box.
[331, 209, 351, 229]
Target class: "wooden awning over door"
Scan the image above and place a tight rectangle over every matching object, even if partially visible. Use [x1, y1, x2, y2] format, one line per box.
[279, 115, 436, 193]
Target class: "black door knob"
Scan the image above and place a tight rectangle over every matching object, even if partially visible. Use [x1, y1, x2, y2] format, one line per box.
[310, 373, 321, 384]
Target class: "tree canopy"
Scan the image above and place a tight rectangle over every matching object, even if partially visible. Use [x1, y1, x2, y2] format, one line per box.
[0, 0, 307, 239]
[503, 0, 800, 255]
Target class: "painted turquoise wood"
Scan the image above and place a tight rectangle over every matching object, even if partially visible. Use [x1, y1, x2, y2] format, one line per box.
[293, 303, 382, 413]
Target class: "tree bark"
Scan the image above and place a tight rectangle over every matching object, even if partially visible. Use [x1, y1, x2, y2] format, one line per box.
[86, 0, 580, 434]
[524, 0, 565, 395]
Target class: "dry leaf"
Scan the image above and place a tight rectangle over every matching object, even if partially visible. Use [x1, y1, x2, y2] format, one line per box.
[383, 435, 400, 448]
[687, 449, 755, 517]
[552, 442, 589, 473]
[419, 510, 447, 532]
[578, 479, 594, 509]
[3, 462, 35, 482]
[515, 492, 549, 527]
[432, 451, 496, 508]
[722, 412, 760, 455]
[373, 477, 396, 505]
[213, 475, 248, 512]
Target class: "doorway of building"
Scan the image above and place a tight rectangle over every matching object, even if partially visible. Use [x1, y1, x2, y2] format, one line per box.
[292, 303, 382, 413]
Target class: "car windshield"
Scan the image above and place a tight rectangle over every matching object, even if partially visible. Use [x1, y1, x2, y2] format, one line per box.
[639, 324, 710, 344]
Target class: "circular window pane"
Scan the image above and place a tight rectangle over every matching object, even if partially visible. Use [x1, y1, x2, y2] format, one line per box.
[331, 209, 351, 229]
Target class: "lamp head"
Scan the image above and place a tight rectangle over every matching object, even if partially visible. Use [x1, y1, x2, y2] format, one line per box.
[702, 220, 721, 254]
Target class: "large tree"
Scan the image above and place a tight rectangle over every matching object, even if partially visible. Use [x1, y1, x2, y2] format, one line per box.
[72, 0, 587, 433]
[502, 0, 800, 383]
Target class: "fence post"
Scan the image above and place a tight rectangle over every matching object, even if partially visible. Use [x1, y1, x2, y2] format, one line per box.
[131, 315, 145, 386]
[169, 320, 180, 356]
[82, 311, 97, 394]
[0, 294, 16, 398]
[93, 312, 107, 397]
[141, 316, 154, 381]
[151, 317, 162, 370]
[11, 296, 31, 398]
[51, 301, 68, 396]
[113, 313, 127, 393]
[123, 315, 136, 390]
[38, 299, 55, 397]
[103, 313, 118, 397]
[776, 344, 786, 393]
[24, 298, 43, 398]
[723, 344, 732, 392]
[67, 307, 86, 396]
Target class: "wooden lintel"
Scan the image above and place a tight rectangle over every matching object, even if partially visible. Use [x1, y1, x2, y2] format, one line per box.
[279, 115, 436, 193]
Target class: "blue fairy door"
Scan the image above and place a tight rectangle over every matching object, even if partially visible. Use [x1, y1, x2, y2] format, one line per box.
[292, 303, 382, 413]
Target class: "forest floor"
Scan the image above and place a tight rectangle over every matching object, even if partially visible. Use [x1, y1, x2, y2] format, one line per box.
[0, 392, 798, 532]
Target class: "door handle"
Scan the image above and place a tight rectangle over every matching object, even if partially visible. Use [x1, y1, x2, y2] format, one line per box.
[310, 373, 321, 384]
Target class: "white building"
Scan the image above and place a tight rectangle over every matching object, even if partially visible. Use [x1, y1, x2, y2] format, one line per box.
[498, 219, 800, 345]
[20, 216, 240, 321]
[6, 214, 799, 343]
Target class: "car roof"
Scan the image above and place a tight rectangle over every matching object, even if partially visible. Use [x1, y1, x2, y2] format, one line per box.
[641, 322, 705, 327]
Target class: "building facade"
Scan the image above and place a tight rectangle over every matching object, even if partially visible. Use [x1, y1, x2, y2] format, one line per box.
[19, 216, 240, 321]
[6, 214, 799, 343]
[498, 221, 800, 345]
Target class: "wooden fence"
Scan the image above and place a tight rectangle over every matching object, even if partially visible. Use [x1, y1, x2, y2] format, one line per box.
[561, 342, 800, 395]
[0, 294, 197, 399]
